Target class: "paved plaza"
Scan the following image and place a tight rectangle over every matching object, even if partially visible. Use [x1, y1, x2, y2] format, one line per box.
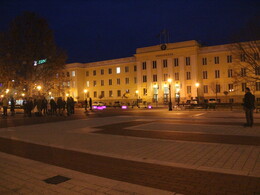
[0, 108, 260, 194]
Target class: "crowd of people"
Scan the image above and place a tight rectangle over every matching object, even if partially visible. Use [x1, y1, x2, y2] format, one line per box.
[0, 96, 76, 118]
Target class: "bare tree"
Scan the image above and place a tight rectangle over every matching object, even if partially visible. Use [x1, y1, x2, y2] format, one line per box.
[0, 12, 67, 96]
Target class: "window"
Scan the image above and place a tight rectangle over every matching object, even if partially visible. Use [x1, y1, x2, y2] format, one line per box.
[109, 90, 113, 97]
[117, 90, 121, 97]
[175, 72, 179, 80]
[187, 86, 191, 94]
[256, 82, 260, 91]
[86, 71, 89, 76]
[93, 70, 96, 76]
[216, 84, 221, 93]
[228, 84, 233, 91]
[185, 57, 190, 66]
[101, 69, 104, 75]
[228, 69, 233, 78]
[67, 72, 70, 77]
[163, 74, 168, 81]
[242, 83, 247, 92]
[202, 57, 207, 65]
[203, 71, 208, 79]
[71, 71, 75, 77]
[143, 88, 147, 96]
[117, 78, 120, 85]
[116, 67, 120, 74]
[241, 68, 246, 77]
[125, 77, 129, 84]
[142, 62, 146, 70]
[174, 58, 179, 67]
[94, 91, 97, 98]
[101, 91, 105, 98]
[186, 72, 191, 80]
[67, 81, 70, 86]
[93, 80, 97, 87]
[153, 75, 157, 82]
[255, 67, 260, 75]
[101, 80, 104, 86]
[125, 66, 129, 73]
[240, 54, 246, 62]
[163, 59, 167, 68]
[215, 70, 220, 78]
[108, 68, 112, 74]
[214, 56, 220, 64]
[143, 75, 147, 82]
[152, 61, 157, 69]
[134, 65, 137, 71]
[227, 55, 232, 63]
[109, 79, 112, 85]
[86, 81, 90, 87]
[134, 77, 137, 83]
[72, 81, 75, 87]
[204, 85, 208, 93]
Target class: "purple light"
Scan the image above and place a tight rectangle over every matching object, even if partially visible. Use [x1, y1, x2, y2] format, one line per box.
[102, 106, 107, 109]
[97, 106, 104, 110]
[93, 106, 97, 109]
[148, 105, 152, 109]
[121, 106, 127, 109]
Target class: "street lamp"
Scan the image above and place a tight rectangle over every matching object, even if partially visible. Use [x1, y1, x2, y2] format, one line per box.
[5, 89, 9, 94]
[84, 89, 88, 100]
[195, 82, 200, 103]
[168, 78, 172, 111]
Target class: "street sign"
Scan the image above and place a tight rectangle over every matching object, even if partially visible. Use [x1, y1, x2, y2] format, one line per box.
[34, 59, 47, 66]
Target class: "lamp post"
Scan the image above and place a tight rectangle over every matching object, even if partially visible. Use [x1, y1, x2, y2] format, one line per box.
[168, 78, 172, 111]
[36, 85, 42, 96]
[84, 89, 88, 100]
[135, 90, 139, 108]
[195, 82, 200, 104]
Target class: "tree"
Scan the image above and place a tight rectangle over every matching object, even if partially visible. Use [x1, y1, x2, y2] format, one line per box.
[0, 12, 67, 96]
[230, 15, 260, 89]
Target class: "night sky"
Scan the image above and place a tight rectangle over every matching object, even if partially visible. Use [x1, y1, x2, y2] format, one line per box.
[1, 0, 259, 63]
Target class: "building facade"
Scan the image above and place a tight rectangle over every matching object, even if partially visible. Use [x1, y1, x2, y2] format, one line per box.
[65, 40, 260, 105]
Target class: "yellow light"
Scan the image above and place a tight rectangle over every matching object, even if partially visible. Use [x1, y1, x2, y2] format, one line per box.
[168, 78, 172, 83]
[84, 89, 88, 93]
[175, 83, 180, 88]
[66, 93, 69, 97]
[176, 88, 180, 93]
[135, 90, 139, 94]
[36, 85, 42, 91]
[6, 89, 9, 94]
[21, 93, 25, 97]
[48, 92, 52, 95]
[153, 84, 158, 88]
[195, 83, 200, 87]
[0, 95, 3, 98]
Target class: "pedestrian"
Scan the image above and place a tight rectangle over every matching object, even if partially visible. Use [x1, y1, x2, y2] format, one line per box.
[27, 98, 34, 117]
[57, 97, 63, 116]
[71, 97, 75, 114]
[10, 97, 15, 116]
[243, 87, 255, 127]
[23, 98, 28, 117]
[89, 97, 92, 110]
[42, 97, 48, 116]
[36, 97, 42, 116]
[2, 96, 8, 118]
[66, 97, 71, 116]
[84, 98, 88, 112]
[50, 98, 57, 116]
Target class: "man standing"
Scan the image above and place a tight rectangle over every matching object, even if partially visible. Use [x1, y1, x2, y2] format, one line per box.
[2, 97, 8, 118]
[243, 87, 255, 127]
[89, 97, 92, 111]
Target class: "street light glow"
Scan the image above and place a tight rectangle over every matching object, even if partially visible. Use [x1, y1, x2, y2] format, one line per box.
[135, 90, 139, 94]
[21, 93, 25, 97]
[84, 89, 88, 93]
[168, 78, 172, 83]
[36, 85, 42, 91]
[195, 83, 200, 87]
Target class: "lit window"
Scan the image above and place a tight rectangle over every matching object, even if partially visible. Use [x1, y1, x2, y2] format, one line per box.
[71, 71, 75, 77]
[116, 67, 121, 74]
[86, 81, 90, 87]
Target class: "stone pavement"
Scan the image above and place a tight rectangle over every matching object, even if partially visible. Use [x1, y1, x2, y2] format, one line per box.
[0, 110, 260, 194]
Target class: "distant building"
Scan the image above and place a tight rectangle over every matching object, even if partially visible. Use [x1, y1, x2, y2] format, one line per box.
[65, 40, 260, 105]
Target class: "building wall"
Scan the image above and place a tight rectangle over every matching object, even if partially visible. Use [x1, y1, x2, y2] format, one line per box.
[64, 40, 260, 104]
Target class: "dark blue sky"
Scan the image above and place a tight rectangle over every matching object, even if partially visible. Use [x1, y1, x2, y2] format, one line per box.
[1, 0, 259, 63]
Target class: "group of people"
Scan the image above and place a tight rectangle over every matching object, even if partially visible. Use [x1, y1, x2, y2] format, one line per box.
[0, 96, 76, 118]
